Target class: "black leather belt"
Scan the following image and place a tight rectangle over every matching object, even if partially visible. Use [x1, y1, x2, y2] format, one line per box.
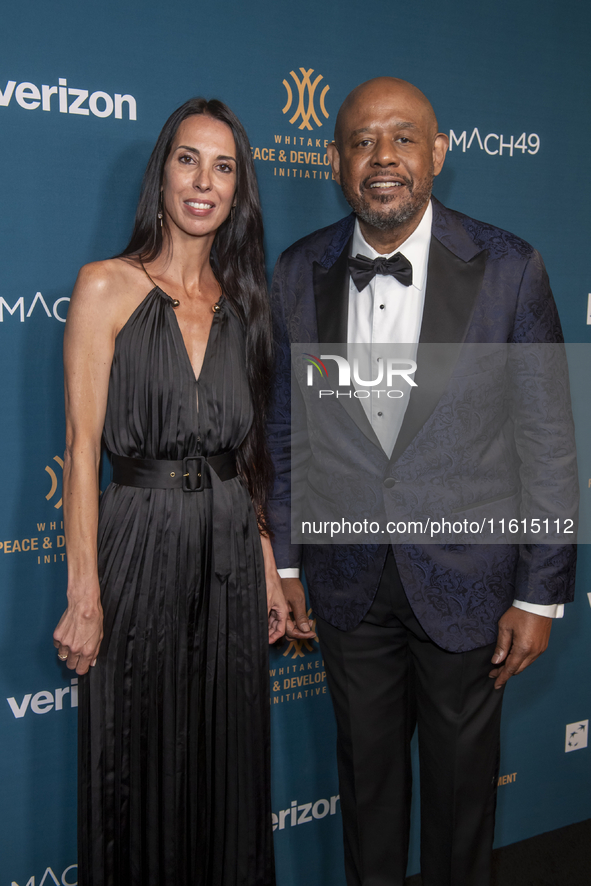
[111, 452, 238, 491]
[110, 451, 239, 581]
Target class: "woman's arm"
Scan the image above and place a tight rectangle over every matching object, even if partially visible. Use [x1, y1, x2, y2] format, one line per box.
[259, 534, 288, 644]
[53, 263, 121, 674]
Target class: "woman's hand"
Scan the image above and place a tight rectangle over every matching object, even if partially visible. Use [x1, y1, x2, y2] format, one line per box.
[53, 592, 104, 675]
[260, 535, 288, 644]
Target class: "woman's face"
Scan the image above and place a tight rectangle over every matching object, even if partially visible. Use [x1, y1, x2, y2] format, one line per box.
[161, 114, 237, 241]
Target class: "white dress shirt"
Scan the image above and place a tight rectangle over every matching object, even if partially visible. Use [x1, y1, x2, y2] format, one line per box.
[347, 201, 431, 456]
[278, 201, 563, 618]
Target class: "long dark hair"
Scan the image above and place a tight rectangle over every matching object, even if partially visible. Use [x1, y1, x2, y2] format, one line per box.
[119, 97, 273, 527]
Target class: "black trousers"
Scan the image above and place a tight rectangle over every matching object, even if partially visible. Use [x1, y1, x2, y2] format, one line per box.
[316, 548, 504, 886]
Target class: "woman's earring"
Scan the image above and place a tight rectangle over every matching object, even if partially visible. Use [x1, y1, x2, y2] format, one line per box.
[158, 193, 163, 229]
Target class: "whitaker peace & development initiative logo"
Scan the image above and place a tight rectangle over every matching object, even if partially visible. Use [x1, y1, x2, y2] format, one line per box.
[250, 66, 334, 185]
[0, 453, 66, 567]
[282, 67, 330, 130]
[45, 455, 64, 510]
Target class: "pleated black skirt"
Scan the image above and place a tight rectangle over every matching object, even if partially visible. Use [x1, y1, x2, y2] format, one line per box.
[78, 288, 275, 886]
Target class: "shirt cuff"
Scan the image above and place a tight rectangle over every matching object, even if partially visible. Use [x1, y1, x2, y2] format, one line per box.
[277, 567, 300, 579]
[512, 600, 564, 619]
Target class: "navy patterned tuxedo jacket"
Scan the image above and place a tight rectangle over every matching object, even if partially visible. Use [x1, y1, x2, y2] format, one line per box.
[268, 198, 577, 652]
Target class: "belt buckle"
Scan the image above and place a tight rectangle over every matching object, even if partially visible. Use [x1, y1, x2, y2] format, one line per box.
[182, 456, 204, 492]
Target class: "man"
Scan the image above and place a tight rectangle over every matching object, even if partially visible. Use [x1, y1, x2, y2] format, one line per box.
[268, 78, 577, 886]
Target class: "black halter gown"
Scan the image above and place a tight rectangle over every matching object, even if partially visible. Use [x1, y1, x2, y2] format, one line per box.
[77, 286, 274, 886]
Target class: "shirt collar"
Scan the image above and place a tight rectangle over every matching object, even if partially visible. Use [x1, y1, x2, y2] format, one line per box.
[351, 199, 433, 291]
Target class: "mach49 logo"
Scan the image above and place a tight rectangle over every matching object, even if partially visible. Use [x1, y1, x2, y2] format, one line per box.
[10, 864, 77, 886]
[449, 127, 540, 156]
[0, 291, 69, 323]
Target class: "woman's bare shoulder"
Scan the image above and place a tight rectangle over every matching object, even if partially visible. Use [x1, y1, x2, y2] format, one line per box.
[73, 257, 145, 299]
[69, 257, 151, 331]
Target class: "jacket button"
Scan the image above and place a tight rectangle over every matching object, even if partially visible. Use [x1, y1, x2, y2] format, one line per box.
[383, 478, 396, 488]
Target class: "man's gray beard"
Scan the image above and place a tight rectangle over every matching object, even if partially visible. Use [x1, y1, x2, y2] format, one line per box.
[355, 201, 420, 231]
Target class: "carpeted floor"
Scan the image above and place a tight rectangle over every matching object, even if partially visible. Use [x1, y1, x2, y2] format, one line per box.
[405, 818, 591, 885]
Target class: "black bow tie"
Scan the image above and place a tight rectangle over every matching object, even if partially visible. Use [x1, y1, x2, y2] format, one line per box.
[348, 252, 413, 291]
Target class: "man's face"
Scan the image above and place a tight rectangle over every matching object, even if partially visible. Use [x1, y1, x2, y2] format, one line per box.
[328, 83, 447, 234]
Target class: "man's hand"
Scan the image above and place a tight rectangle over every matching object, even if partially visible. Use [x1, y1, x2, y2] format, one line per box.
[489, 606, 552, 689]
[266, 571, 288, 645]
[281, 578, 317, 640]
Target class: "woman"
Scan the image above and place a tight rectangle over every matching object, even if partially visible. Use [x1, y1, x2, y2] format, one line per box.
[53, 97, 287, 886]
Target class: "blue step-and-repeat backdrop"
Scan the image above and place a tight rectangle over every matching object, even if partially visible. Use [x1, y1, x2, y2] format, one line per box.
[1, 1, 590, 883]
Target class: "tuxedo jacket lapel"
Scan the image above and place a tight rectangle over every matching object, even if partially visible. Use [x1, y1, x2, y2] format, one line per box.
[313, 241, 383, 451]
[390, 235, 487, 464]
[314, 244, 349, 344]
